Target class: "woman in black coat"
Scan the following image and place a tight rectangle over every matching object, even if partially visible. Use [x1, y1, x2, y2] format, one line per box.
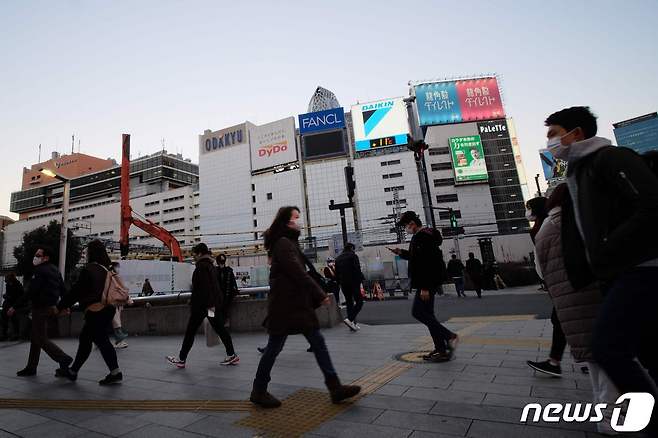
[250, 206, 360, 408]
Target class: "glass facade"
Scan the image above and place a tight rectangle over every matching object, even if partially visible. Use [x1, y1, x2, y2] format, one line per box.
[10, 152, 199, 214]
[613, 113, 658, 154]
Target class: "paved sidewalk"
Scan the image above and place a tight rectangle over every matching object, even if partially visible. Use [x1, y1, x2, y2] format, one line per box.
[0, 315, 611, 437]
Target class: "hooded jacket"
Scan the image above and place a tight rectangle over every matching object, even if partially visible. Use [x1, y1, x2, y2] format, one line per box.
[399, 227, 446, 290]
[535, 206, 602, 362]
[565, 137, 658, 280]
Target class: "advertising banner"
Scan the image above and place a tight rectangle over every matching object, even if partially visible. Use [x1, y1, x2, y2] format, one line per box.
[415, 82, 461, 126]
[539, 148, 568, 182]
[302, 130, 346, 160]
[250, 117, 298, 172]
[200, 123, 247, 155]
[449, 135, 488, 183]
[415, 77, 505, 126]
[298, 107, 345, 134]
[351, 98, 409, 152]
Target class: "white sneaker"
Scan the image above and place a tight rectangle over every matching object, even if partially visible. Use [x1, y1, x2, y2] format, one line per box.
[354, 323, 361, 330]
[114, 340, 128, 349]
[343, 318, 357, 332]
[220, 354, 240, 366]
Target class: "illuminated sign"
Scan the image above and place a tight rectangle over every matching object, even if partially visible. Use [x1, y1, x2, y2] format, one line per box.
[449, 135, 488, 183]
[299, 108, 345, 134]
[351, 98, 409, 152]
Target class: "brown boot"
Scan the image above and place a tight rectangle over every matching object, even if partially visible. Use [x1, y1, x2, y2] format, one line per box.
[326, 376, 361, 404]
[250, 386, 282, 408]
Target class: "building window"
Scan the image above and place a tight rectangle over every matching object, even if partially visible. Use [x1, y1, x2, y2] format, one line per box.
[431, 162, 453, 172]
[429, 147, 450, 156]
[145, 200, 160, 207]
[382, 172, 403, 180]
[433, 178, 454, 187]
[163, 217, 185, 225]
[253, 219, 258, 227]
[163, 206, 184, 214]
[380, 159, 401, 167]
[145, 211, 160, 217]
[386, 199, 407, 206]
[384, 186, 405, 193]
[251, 184, 255, 191]
[100, 230, 114, 236]
[252, 195, 256, 203]
[438, 210, 461, 220]
[436, 194, 459, 203]
[266, 193, 272, 200]
[253, 207, 257, 215]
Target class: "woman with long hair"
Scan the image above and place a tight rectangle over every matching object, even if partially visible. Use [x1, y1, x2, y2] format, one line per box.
[250, 206, 360, 408]
[58, 240, 123, 385]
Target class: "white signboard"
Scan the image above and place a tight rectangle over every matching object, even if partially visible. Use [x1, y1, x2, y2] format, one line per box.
[350, 98, 409, 152]
[250, 117, 298, 172]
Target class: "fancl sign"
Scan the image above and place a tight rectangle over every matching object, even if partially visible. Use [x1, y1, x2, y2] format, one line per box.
[201, 123, 247, 154]
[298, 107, 345, 134]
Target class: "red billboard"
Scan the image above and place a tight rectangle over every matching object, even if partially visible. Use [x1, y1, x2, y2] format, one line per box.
[455, 78, 505, 122]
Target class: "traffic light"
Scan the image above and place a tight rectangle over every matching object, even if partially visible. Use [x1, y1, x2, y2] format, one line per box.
[449, 209, 458, 228]
[344, 166, 355, 199]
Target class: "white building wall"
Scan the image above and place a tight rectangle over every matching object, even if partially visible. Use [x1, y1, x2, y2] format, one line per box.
[199, 141, 253, 249]
[252, 169, 305, 243]
[352, 150, 423, 244]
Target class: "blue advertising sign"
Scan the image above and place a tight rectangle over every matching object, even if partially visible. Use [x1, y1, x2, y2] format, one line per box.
[298, 107, 345, 134]
[415, 82, 462, 126]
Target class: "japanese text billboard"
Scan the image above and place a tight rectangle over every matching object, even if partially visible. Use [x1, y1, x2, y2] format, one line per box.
[539, 149, 568, 182]
[415, 77, 505, 126]
[449, 135, 488, 183]
[250, 117, 298, 172]
[351, 98, 409, 152]
[298, 107, 345, 135]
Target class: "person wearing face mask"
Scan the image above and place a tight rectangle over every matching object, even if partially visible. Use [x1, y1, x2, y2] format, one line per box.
[167, 243, 238, 368]
[335, 243, 365, 331]
[9, 246, 73, 377]
[545, 106, 658, 435]
[1, 273, 24, 341]
[389, 211, 457, 363]
[250, 206, 360, 408]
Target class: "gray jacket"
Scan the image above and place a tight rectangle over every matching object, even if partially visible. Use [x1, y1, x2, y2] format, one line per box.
[535, 207, 602, 362]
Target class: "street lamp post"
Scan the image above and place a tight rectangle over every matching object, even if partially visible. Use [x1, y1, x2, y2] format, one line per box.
[40, 168, 71, 276]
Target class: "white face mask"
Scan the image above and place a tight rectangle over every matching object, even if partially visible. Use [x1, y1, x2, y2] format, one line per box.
[525, 209, 536, 221]
[291, 218, 303, 231]
[33, 256, 44, 266]
[546, 129, 575, 160]
[405, 225, 415, 235]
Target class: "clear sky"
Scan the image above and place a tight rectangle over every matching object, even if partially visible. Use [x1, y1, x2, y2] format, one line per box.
[2, 0, 657, 219]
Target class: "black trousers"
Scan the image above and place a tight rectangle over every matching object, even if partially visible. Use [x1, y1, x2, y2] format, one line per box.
[411, 289, 455, 353]
[549, 307, 567, 362]
[1, 302, 20, 337]
[71, 305, 119, 373]
[343, 286, 364, 323]
[26, 307, 72, 370]
[592, 268, 658, 435]
[179, 307, 235, 360]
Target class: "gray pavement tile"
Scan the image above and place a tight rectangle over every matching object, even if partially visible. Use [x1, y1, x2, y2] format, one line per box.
[575, 379, 593, 391]
[183, 416, 256, 437]
[482, 393, 571, 409]
[201, 411, 250, 422]
[421, 370, 494, 384]
[499, 360, 530, 369]
[13, 419, 89, 438]
[134, 411, 208, 429]
[457, 357, 503, 367]
[430, 401, 522, 423]
[467, 420, 587, 437]
[374, 384, 410, 397]
[390, 376, 452, 390]
[334, 406, 384, 424]
[409, 432, 465, 438]
[120, 424, 210, 438]
[449, 380, 531, 397]
[76, 414, 152, 437]
[464, 365, 536, 378]
[356, 394, 436, 414]
[530, 386, 593, 402]
[403, 387, 485, 405]
[33, 409, 105, 424]
[311, 419, 412, 438]
[492, 374, 580, 389]
[0, 409, 50, 432]
[375, 410, 471, 436]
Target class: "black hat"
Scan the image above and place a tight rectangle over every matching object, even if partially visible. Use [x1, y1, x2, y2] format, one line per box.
[397, 211, 422, 227]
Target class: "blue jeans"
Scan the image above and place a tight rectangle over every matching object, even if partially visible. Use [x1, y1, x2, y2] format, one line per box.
[411, 289, 455, 353]
[254, 330, 337, 391]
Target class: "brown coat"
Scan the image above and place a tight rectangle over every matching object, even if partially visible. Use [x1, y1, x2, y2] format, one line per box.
[535, 207, 602, 362]
[266, 236, 326, 335]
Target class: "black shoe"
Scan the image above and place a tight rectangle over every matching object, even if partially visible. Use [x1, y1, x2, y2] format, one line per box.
[99, 372, 123, 385]
[17, 368, 37, 377]
[55, 367, 77, 381]
[581, 366, 589, 375]
[527, 360, 562, 377]
[250, 389, 282, 408]
[257, 347, 266, 354]
[424, 351, 451, 363]
[421, 350, 439, 360]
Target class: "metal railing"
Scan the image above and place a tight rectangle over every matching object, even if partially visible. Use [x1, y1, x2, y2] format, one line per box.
[128, 286, 270, 306]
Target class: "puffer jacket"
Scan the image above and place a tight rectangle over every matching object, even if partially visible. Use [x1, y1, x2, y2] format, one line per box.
[535, 206, 602, 362]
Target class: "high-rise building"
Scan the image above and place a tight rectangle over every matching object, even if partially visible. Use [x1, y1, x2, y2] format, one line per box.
[613, 112, 658, 154]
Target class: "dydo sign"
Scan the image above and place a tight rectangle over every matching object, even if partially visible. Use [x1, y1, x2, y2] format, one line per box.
[250, 117, 298, 172]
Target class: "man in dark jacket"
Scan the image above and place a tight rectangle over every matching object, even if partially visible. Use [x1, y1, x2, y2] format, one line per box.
[1, 273, 24, 341]
[446, 255, 466, 298]
[167, 243, 238, 368]
[335, 243, 364, 331]
[8, 246, 72, 376]
[216, 253, 238, 314]
[545, 106, 658, 435]
[465, 253, 484, 298]
[390, 211, 457, 363]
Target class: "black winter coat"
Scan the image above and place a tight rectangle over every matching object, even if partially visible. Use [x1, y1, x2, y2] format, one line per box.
[2, 280, 24, 307]
[191, 256, 222, 311]
[335, 250, 364, 293]
[216, 265, 238, 311]
[567, 146, 658, 280]
[399, 228, 446, 290]
[266, 236, 327, 335]
[446, 259, 465, 278]
[16, 263, 65, 309]
[59, 263, 108, 311]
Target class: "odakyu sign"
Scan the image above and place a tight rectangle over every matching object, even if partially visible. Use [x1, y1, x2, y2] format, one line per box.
[200, 123, 247, 155]
[298, 107, 345, 134]
[415, 77, 505, 126]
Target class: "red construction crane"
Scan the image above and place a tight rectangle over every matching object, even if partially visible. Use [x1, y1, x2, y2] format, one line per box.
[119, 134, 182, 261]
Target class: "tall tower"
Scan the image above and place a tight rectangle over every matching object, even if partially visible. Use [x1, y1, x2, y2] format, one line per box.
[307, 86, 340, 112]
